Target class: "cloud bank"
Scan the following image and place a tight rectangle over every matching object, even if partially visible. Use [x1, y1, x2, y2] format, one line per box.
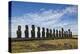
[11, 6, 78, 38]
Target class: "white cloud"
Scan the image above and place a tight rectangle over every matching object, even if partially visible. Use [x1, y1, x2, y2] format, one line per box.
[62, 6, 77, 14]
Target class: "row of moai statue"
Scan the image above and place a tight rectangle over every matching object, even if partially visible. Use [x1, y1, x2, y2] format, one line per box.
[16, 25, 72, 39]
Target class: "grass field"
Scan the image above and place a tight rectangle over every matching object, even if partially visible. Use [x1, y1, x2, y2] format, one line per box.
[11, 38, 78, 53]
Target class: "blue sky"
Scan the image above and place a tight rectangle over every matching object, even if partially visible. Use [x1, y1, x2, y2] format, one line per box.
[10, 1, 78, 38]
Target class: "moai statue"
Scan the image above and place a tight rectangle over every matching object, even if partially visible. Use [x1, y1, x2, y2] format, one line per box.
[70, 31, 72, 38]
[56, 30, 58, 39]
[59, 30, 61, 39]
[71, 32, 72, 38]
[53, 29, 55, 39]
[50, 29, 52, 38]
[31, 25, 35, 38]
[46, 28, 49, 38]
[42, 27, 45, 38]
[24, 25, 29, 38]
[37, 27, 41, 38]
[61, 28, 64, 39]
[16, 25, 22, 38]
[68, 29, 70, 38]
[64, 31, 66, 39]
[66, 31, 68, 38]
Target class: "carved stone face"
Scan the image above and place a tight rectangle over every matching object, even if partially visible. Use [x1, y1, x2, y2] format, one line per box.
[18, 25, 21, 30]
[25, 25, 28, 29]
[38, 27, 40, 31]
[42, 28, 45, 31]
[46, 28, 49, 32]
[50, 29, 52, 32]
[32, 25, 35, 30]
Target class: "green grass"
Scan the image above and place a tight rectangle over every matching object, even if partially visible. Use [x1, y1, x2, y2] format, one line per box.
[11, 38, 78, 53]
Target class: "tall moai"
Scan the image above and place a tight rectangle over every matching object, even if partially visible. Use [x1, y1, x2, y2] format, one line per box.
[50, 29, 52, 38]
[31, 25, 35, 38]
[42, 27, 45, 38]
[16, 25, 22, 38]
[56, 30, 58, 38]
[48, 29, 50, 38]
[24, 25, 29, 38]
[53, 29, 55, 39]
[46, 28, 49, 38]
[68, 29, 71, 38]
[37, 27, 41, 38]
[59, 30, 61, 39]
[61, 28, 64, 38]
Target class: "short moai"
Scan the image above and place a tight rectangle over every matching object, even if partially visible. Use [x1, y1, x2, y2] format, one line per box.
[65, 31, 68, 38]
[53, 29, 55, 39]
[61, 28, 64, 38]
[59, 30, 61, 39]
[70, 31, 72, 38]
[37, 27, 41, 38]
[50, 29, 52, 38]
[24, 25, 29, 38]
[64, 31, 67, 39]
[46, 28, 49, 38]
[48, 29, 50, 38]
[16, 25, 22, 38]
[56, 30, 58, 38]
[31, 25, 35, 38]
[42, 27, 45, 38]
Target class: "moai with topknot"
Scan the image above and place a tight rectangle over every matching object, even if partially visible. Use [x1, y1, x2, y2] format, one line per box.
[16, 25, 22, 38]
[42, 27, 45, 38]
[24, 25, 29, 38]
[31, 25, 35, 38]
[37, 27, 41, 38]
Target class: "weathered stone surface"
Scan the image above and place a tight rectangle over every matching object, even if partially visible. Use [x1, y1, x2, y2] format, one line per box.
[37, 27, 41, 38]
[16, 25, 22, 38]
[31, 25, 35, 38]
[42, 27, 45, 38]
[24, 25, 29, 38]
